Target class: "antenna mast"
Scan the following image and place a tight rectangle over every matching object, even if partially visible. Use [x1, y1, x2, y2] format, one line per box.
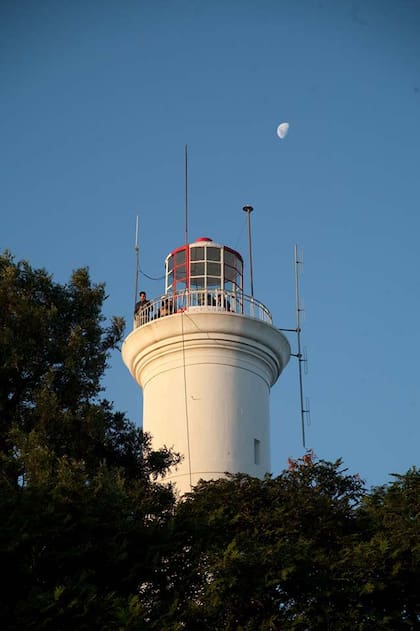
[184, 144, 189, 245]
[294, 244, 310, 448]
[133, 215, 140, 311]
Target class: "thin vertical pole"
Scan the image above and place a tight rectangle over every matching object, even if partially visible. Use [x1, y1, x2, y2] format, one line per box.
[184, 145, 188, 246]
[184, 145, 189, 308]
[242, 205, 254, 298]
[294, 244, 306, 448]
[134, 215, 140, 311]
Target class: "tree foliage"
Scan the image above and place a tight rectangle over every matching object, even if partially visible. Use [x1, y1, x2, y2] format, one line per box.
[1, 251, 419, 630]
[353, 467, 420, 629]
[154, 456, 365, 630]
[0, 252, 178, 629]
[0, 252, 123, 471]
[148, 457, 420, 630]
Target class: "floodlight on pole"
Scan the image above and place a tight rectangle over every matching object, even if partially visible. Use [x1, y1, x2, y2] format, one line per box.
[242, 205, 254, 299]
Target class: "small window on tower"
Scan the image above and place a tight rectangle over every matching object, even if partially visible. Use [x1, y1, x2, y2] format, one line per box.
[254, 439, 261, 465]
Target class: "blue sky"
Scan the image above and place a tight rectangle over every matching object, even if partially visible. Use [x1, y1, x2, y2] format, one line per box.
[2, 0, 420, 488]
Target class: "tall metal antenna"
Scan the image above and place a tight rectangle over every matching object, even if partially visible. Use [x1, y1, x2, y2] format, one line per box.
[184, 144, 189, 245]
[133, 215, 140, 311]
[294, 244, 310, 448]
[242, 205, 254, 298]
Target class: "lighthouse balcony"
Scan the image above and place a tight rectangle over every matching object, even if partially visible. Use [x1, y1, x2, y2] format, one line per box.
[134, 288, 272, 328]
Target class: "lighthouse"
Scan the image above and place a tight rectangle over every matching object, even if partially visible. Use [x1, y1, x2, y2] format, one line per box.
[122, 235, 290, 495]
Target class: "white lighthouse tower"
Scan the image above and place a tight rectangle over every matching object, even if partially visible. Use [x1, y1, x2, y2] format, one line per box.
[122, 234, 290, 495]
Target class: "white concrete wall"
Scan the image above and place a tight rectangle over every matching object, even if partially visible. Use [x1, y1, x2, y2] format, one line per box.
[122, 311, 290, 495]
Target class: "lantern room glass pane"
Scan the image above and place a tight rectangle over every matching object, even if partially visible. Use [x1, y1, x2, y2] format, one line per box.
[207, 262, 220, 276]
[175, 265, 186, 280]
[224, 265, 238, 282]
[207, 247, 220, 261]
[190, 247, 204, 261]
[224, 251, 235, 267]
[175, 250, 186, 264]
[190, 276, 205, 288]
[167, 255, 174, 273]
[190, 262, 205, 276]
[207, 276, 220, 288]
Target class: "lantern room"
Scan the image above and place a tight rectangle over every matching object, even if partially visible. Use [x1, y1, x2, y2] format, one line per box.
[165, 237, 243, 296]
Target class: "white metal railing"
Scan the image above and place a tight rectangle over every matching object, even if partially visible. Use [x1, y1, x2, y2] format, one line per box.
[133, 289, 272, 328]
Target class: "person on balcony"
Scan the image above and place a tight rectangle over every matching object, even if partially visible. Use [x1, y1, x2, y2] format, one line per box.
[216, 291, 231, 311]
[158, 296, 174, 318]
[135, 291, 152, 324]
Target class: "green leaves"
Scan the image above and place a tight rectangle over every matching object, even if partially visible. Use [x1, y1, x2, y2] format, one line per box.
[0, 251, 178, 629]
[151, 459, 420, 630]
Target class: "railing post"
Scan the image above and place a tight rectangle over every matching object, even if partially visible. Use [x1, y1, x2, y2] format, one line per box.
[250, 296, 255, 319]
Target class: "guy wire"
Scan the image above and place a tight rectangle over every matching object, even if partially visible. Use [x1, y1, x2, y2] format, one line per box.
[181, 311, 193, 491]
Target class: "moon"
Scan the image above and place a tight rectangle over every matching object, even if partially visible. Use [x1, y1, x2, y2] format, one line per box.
[276, 122, 289, 139]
